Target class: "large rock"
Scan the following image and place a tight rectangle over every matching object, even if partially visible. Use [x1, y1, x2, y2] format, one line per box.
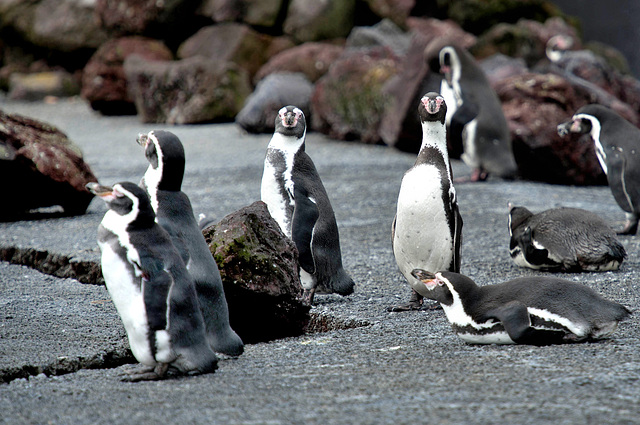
[198, 0, 285, 27]
[236, 72, 314, 134]
[81, 36, 173, 116]
[406, 17, 477, 50]
[495, 72, 607, 185]
[311, 46, 401, 144]
[0, 109, 97, 218]
[8, 71, 80, 101]
[362, 0, 415, 27]
[202, 201, 310, 344]
[254, 42, 345, 84]
[345, 19, 412, 56]
[283, 0, 356, 42]
[0, 0, 108, 52]
[124, 55, 252, 124]
[177, 23, 293, 80]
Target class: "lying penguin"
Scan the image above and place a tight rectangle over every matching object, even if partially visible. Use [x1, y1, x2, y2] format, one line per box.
[508, 205, 627, 271]
[411, 269, 631, 345]
[88, 182, 218, 381]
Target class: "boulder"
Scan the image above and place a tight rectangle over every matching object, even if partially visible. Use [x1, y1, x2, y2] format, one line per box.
[81, 36, 173, 116]
[361, 0, 415, 28]
[0, 0, 108, 52]
[283, 0, 356, 43]
[177, 23, 293, 80]
[0, 109, 97, 218]
[236, 72, 314, 134]
[345, 19, 411, 56]
[480, 53, 529, 87]
[198, 0, 285, 27]
[8, 71, 80, 101]
[494, 72, 607, 185]
[124, 55, 252, 124]
[254, 42, 345, 84]
[202, 201, 310, 344]
[406, 17, 477, 50]
[311, 46, 401, 143]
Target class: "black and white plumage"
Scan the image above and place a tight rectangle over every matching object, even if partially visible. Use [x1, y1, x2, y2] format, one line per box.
[411, 269, 631, 345]
[508, 205, 626, 271]
[390, 92, 463, 311]
[438, 44, 518, 181]
[558, 104, 640, 235]
[88, 182, 218, 381]
[261, 106, 355, 304]
[137, 130, 243, 357]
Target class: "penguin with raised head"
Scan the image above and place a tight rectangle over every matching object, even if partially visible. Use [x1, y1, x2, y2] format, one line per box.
[437, 44, 518, 181]
[88, 182, 218, 381]
[508, 205, 627, 271]
[137, 130, 243, 357]
[390, 92, 463, 312]
[558, 104, 640, 235]
[261, 106, 355, 304]
[411, 269, 631, 345]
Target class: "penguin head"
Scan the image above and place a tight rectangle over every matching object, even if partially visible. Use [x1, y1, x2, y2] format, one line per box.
[438, 46, 461, 84]
[507, 204, 533, 235]
[137, 130, 185, 192]
[418, 92, 447, 125]
[546, 34, 574, 63]
[275, 106, 306, 139]
[411, 270, 480, 306]
[87, 182, 155, 228]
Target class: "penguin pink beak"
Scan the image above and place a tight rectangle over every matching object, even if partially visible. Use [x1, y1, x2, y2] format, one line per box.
[136, 132, 150, 147]
[281, 111, 299, 128]
[86, 182, 116, 201]
[411, 269, 442, 289]
[422, 96, 444, 115]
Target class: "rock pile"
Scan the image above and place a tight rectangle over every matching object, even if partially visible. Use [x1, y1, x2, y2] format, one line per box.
[2, 0, 640, 184]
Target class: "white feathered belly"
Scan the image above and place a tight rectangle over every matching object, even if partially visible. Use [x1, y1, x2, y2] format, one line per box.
[261, 161, 292, 237]
[394, 165, 453, 295]
[99, 243, 156, 366]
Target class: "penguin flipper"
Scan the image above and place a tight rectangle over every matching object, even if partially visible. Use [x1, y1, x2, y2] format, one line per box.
[450, 194, 463, 273]
[520, 227, 558, 268]
[484, 301, 565, 345]
[142, 269, 173, 331]
[291, 185, 320, 274]
[448, 99, 479, 159]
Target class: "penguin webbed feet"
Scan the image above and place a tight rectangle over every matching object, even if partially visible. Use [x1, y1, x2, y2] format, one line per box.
[302, 288, 316, 306]
[387, 289, 440, 312]
[120, 363, 170, 382]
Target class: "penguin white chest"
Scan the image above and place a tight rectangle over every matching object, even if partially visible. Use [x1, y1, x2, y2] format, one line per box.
[99, 242, 156, 366]
[261, 151, 295, 237]
[394, 164, 453, 293]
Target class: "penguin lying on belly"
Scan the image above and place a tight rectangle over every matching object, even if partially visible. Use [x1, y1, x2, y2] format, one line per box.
[411, 269, 630, 345]
[88, 182, 218, 381]
[508, 205, 627, 272]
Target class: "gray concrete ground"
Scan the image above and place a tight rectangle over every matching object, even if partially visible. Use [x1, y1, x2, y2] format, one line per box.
[1, 98, 639, 425]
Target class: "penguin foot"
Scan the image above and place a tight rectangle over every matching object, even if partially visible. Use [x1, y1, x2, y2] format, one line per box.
[302, 288, 316, 306]
[120, 363, 170, 382]
[617, 219, 638, 236]
[387, 290, 439, 312]
[454, 168, 488, 183]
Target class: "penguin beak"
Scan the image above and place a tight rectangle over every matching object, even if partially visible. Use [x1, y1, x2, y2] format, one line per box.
[411, 269, 440, 289]
[86, 182, 114, 199]
[556, 121, 571, 137]
[282, 112, 298, 128]
[136, 132, 150, 147]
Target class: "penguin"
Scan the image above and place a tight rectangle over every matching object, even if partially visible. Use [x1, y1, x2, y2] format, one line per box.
[508, 205, 627, 271]
[260, 105, 355, 305]
[557, 104, 640, 235]
[437, 44, 518, 181]
[87, 182, 218, 380]
[411, 269, 631, 345]
[137, 130, 244, 357]
[390, 92, 463, 312]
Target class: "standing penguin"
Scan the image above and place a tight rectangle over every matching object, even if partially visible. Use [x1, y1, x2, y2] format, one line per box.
[88, 182, 219, 381]
[137, 130, 243, 357]
[558, 104, 640, 235]
[437, 44, 518, 181]
[508, 205, 627, 271]
[261, 105, 355, 304]
[411, 269, 631, 345]
[390, 92, 463, 311]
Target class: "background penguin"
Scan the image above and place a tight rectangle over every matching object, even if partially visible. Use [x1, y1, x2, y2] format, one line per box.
[390, 92, 463, 312]
[508, 205, 627, 271]
[558, 104, 640, 235]
[436, 44, 518, 182]
[88, 182, 219, 381]
[137, 130, 243, 357]
[261, 105, 355, 304]
[411, 269, 631, 345]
